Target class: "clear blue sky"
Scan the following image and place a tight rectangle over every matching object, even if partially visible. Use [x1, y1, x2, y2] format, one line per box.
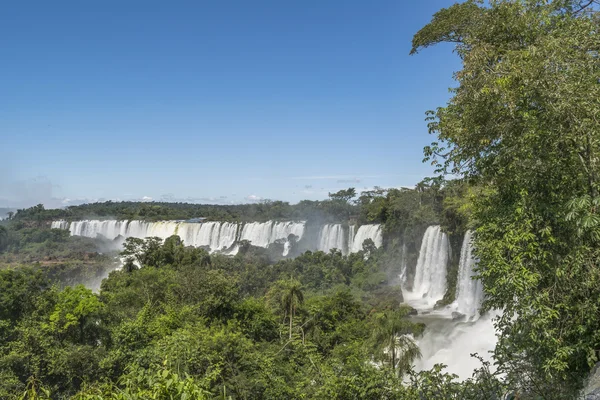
[1, 0, 460, 208]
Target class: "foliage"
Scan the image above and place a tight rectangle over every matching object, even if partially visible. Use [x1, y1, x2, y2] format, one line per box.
[413, 0, 600, 396]
[0, 231, 503, 399]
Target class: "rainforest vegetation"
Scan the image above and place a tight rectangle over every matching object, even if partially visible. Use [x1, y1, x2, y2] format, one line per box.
[2, 0, 600, 398]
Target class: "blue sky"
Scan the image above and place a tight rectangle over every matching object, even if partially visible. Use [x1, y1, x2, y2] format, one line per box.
[1, 0, 460, 208]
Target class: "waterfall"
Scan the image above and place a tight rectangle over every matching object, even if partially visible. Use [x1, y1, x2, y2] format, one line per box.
[350, 224, 383, 253]
[405, 228, 496, 381]
[405, 225, 449, 308]
[53, 220, 383, 256]
[239, 221, 305, 249]
[317, 224, 347, 254]
[56, 220, 305, 254]
[399, 242, 408, 286]
[51, 220, 70, 230]
[454, 230, 484, 319]
[347, 225, 356, 253]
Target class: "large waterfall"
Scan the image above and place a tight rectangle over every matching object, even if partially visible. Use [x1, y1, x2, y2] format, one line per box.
[350, 224, 383, 252]
[404, 225, 449, 308]
[453, 230, 484, 319]
[52, 220, 303, 254]
[317, 224, 348, 254]
[408, 227, 497, 381]
[52, 220, 383, 256]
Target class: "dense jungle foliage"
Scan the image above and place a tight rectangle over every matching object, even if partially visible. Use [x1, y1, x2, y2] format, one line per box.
[0, 235, 506, 399]
[2, 0, 600, 398]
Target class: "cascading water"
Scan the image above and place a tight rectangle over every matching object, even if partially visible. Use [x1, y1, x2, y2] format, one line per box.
[412, 311, 498, 380]
[399, 242, 408, 287]
[54, 219, 306, 255]
[406, 227, 497, 381]
[453, 230, 484, 320]
[51, 220, 70, 230]
[317, 224, 347, 254]
[239, 221, 305, 249]
[404, 225, 449, 309]
[347, 225, 356, 253]
[53, 220, 383, 256]
[350, 224, 383, 252]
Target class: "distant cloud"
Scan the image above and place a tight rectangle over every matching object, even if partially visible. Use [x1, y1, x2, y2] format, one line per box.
[245, 194, 261, 202]
[337, 178, 361, 184]
[141, 196, 153, 202]
[291, 174, 396, 181]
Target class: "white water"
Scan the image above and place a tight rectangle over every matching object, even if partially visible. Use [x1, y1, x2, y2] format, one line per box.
[413, 311, 498, 380]
[404, 226, 449, 309]
[317, 224, 348, 254]
[240, 221, 305, 249]
[350, 224, 383, 253]
[347, 225, 355, 254]
[53, 220, 305, 254]
[399, 242, 408, 287]
[453, 230, 484, 320]
[53, 220, 383, 256]
[404, 226, 497, 380]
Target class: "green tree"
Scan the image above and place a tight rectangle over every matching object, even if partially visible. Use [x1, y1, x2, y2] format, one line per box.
[267, 279, 305, 339]
[413, 0, 600, 396]
[371, 308, 422, 377]
[0, 225, 8, 252]
[328, 188, 357, 203]
[282, 279, 304, 339]
[46, 285, 105, 344]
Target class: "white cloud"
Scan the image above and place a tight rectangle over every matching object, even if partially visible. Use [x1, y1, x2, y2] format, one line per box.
[245, 194, 261, 202]
[291, 174, 399, 181]
[141, 196, 153, 202]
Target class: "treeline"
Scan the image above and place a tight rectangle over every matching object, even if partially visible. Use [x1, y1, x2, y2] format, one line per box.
[8, 181, 466, 231]
[0, 236, 501, 399]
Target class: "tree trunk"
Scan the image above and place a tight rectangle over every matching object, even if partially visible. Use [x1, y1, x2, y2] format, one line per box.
[391, 337, 396, 373]
[289, 303, 293, 339]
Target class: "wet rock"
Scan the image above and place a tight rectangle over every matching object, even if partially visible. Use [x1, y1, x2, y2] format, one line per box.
[405, 306, 418, 316]
[451, 311, 466, 321]
[583, 363, 600, 399]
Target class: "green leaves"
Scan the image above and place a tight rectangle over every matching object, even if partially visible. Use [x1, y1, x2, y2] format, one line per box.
[414, 0, 600, 396]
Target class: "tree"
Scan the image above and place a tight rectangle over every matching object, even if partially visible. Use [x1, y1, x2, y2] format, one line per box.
[46, 285, 105, 344]
[121, 237, 164, 268]
[328, 188, 357, 203]
[282, 279, 304, 339]
[0, 225, 7, 252]
[413, 0, 600, 396]
[371, 309, 422, 377]
[267, 279, 305, 339]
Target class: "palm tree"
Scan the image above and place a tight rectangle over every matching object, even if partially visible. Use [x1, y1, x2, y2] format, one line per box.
[281, 279, 304, 339]
[371, 310, 422, 377]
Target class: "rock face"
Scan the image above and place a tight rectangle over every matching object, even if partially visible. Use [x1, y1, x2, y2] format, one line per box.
[583, 363, 600, 400]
